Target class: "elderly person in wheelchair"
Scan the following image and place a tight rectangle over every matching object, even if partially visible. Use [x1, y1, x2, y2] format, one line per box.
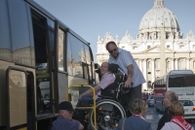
[75, 62, 130, 130]
[79, 62, 116, 99]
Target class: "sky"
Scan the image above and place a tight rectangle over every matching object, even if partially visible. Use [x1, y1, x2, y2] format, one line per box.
[34, 0, 195, 55]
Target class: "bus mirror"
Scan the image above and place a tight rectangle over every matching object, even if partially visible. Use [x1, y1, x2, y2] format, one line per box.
[94, 63, 100, 74]
[94, 63, 100, 69]
[95, 68, 100, 74]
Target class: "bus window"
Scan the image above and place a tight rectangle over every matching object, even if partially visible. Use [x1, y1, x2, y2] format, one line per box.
[8, 0, 34, 66]
[67, 36, 73, 75]
[67, 33, 85, 78]
[57, 28, 65, 72]
[31, 10, 53, 114]
[169, 75, 195, 87]
[180, 100, 194, 106]
[84, 45, 93, 82]
[82, 62, 89, 80]
[0, 0, 12, 61]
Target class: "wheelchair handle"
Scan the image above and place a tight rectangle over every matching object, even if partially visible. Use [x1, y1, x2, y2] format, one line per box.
[116, 82, 133, 99]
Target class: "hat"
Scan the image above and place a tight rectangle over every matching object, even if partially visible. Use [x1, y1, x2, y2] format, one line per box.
[58, 101, 74, 112]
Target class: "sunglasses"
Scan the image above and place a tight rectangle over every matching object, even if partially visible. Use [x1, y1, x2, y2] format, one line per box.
[108, 48, 117, 54]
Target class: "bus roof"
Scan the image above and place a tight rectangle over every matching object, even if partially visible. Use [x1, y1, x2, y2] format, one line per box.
[168, 70, 193, 75]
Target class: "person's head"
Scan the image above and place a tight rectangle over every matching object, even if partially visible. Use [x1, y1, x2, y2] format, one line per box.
[58, 101, 74, 119]
[100, 62, 110, 75]
[106, 41, 118, 58]
[169, 101, 184, 116]
[163, 91, 178, 108]
[129, 98, 147, 115]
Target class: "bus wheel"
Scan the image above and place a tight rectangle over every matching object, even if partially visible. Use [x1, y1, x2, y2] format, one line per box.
[89, 99, 126, 130]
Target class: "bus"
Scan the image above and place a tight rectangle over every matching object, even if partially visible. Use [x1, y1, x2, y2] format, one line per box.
[153, 70, 195, 119]
[0, 0, 96, 130]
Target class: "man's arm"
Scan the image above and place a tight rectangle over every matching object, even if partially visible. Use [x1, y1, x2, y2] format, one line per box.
[124, 64, 133, 88]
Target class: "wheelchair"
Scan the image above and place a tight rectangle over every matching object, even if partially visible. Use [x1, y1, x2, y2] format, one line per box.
[74, 64, 130, 130]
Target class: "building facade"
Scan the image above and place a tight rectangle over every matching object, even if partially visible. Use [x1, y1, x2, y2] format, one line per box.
[96, 0, 195, 91]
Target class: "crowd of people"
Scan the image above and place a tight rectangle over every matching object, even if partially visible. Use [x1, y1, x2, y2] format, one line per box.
[51, 41, 194, 130]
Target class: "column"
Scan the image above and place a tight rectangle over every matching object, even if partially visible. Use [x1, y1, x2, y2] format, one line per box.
[143, 59, 147, 91]
[151, 59, 155, 82]
[172, 58, 174, 70]
[187, 58, 190, 69]
[175, 59, 178, 70]
[139, 59, 142, 73]
[143, 59, 147, 80]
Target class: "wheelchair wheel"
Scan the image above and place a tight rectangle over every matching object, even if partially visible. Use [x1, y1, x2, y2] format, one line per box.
[90, 99, 126, 130]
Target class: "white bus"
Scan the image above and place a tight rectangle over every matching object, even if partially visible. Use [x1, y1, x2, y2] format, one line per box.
[153, 70, 195, 119]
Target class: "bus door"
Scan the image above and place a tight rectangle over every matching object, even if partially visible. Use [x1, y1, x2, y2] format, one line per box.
[31, 9, 56, 129]
[6, 68, 35, 130]
[56, 25, 69, 102]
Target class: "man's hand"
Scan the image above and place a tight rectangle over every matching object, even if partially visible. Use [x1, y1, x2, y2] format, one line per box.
[124, 78, 132, 88]
[125, 64, 133, 88]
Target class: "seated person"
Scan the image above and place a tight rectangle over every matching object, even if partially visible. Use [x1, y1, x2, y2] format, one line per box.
[79, 62, 116, 99]
[161, 101, 194, 130]
[51, 101, 84, 130]
[74, 62, 116, 129]
[116, 98, 152, 130]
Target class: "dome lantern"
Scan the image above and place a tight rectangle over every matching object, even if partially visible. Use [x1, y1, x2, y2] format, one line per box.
[154, 0, 165, 8]
[137, 0, 181, 40]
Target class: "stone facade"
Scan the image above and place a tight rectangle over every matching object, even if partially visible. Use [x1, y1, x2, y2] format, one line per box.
[96, 0, 195, 91]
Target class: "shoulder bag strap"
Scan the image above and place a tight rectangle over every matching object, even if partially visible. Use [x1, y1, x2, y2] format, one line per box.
[121, 118, 126, 130]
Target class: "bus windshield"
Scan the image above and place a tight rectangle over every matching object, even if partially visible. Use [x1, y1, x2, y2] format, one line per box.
[169, 74, 195, 87]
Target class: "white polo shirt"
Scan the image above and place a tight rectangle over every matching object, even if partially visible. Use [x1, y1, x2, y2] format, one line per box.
[108, 48, 145, 87]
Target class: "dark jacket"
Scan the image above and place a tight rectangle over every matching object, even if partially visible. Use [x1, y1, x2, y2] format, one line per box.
[157, 108, 172, 130]
[51, 116, 80, 130]
[117, 115, 152, 130]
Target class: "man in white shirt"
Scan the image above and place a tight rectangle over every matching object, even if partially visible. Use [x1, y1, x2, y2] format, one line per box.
[106, 41, 145, 115]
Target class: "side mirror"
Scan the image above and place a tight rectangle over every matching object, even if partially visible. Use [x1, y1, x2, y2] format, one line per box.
[94, 63, 100, 70]
[94, 63, 100, 74]
[94, 63, 101, 79]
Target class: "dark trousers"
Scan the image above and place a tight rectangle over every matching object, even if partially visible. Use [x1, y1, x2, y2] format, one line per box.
[119, 85, 142, 116]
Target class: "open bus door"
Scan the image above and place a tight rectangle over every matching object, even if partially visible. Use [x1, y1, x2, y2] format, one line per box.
[6, 68, 35, 130]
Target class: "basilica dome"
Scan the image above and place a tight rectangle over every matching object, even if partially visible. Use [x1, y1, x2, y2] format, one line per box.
[137, 0, 181, 39]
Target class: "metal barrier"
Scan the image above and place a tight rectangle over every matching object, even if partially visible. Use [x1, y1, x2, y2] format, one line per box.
[69, 85, 97, 130]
